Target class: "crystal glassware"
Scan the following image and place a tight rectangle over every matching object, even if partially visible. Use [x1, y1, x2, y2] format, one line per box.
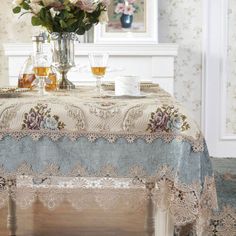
[88, 53, 109, 95]
[18, 55, 36, 89]
[45, 67, 58, 92]
[51, 32, 77, 90]
[33, 53, 50, 96]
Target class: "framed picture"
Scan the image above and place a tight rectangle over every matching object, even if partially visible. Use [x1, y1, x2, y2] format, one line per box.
[94, 0, 158, 44]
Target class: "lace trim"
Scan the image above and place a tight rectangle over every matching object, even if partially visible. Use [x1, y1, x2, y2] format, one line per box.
[7, 181, 148, 212]
[174, 206, 236, 236]
[151, 166, 217, 226]
[0, 129, 204, 152]
[207, 206, 236, 235]
[0, 165, 217, 226]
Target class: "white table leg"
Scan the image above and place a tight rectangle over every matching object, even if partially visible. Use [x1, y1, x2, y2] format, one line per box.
[144, 182, 156, 236]
[154, 207, 174, 236]
[7, 182, 17, 236]
[145, 195, 154, 236]
[153, 182, 174, 236]
[196, 212, 208, 236]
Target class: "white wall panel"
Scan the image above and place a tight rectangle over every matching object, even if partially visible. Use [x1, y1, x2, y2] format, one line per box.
[4, 43, 178, 96]
[203, 0, 236, 157]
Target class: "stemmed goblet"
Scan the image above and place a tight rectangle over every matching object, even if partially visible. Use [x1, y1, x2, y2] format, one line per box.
[88, 52, 109, 96]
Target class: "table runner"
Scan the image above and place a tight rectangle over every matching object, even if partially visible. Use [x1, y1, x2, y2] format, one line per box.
[0, 85, 217, 229]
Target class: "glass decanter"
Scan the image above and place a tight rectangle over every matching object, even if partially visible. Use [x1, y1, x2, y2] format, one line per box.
[18, 55, 36, 89]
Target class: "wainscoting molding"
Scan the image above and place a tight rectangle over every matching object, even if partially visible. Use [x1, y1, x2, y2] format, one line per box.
[4, 43, 178, 96]
[202, 0, 236, 157]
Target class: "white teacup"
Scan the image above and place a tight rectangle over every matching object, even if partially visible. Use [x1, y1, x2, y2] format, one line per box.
[115, 75, 140, 96]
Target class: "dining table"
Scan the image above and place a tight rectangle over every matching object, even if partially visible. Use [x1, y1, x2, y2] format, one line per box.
[0, 84, 217, 236]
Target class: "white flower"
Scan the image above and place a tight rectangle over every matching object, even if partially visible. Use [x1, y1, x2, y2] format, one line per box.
[30, 0, 41, 3]
[83, 17, 90, 25]
[43, 117, 58, 130]
[69, 0, 78, 4]
[29, 2, 43, 14]
[42, 0, 57, 7]
[12, 0, 23, 6]
[167, 115, 183, 132]
[50, 8, 59, 18]
[99, 11, 108, 24]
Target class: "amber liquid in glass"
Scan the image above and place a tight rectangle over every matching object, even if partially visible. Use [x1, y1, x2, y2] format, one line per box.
[45, 73, 57, 91]
[91, 67, 106, 77]
[34, 67, 50, 76]
[18, 74, 36, 88]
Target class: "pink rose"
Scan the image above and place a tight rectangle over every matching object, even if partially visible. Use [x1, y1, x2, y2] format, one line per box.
[124, 4, 135, 15]
[115, 3, 125, 14]
[77, 0, 98, 13]
[127, 0, 136, 4]
[49, 2, 64, 10]
[148, 111, 169, 132]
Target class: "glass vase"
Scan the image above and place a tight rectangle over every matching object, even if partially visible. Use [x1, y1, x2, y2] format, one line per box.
[50, 32, 77, 90]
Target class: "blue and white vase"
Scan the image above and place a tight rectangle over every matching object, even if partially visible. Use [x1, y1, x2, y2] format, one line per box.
[120, 14, 133, 28]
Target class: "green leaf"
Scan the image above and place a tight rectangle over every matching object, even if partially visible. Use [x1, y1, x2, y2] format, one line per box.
[12, 6, 21, 14]
[44, 23, 53, 33]
[65, 5, 71, 11]
[60, 10, 72, 20]
[76, 27, 86, 35]
[59, 20, 67, 28]
[31, 16, 42, 26]
[21, 2, 30, 10]
[67, 13, 74, 19]
[66, 18, 78, 27]
[39, 8, 46, 19]
[84, 24, 93, 31]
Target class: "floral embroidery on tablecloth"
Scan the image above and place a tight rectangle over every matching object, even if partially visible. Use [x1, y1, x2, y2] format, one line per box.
[0, 87, 204, 151]
[22, 104, 65, 130]
[147, 105, 190, 133]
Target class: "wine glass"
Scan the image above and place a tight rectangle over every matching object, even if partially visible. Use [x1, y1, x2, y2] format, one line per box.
[33, 53, 50, 96]
[88, 52, 109, 95]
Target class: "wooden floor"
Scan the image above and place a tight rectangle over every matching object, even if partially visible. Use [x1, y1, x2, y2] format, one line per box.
[0, 200, 152, 236]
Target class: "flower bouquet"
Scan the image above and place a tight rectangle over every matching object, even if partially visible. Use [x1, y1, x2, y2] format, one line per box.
[12, 0, 110, 90]
[12, 0, 109, 35]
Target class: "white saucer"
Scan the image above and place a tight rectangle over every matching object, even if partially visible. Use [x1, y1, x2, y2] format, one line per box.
[105, 93, 147, 99]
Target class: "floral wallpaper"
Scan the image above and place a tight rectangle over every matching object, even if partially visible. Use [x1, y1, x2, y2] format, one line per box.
[226, 0, 236, 134]
[1, 0, 202, 125]
[159, 0, 203, 125]
[0, 0, 37, 86]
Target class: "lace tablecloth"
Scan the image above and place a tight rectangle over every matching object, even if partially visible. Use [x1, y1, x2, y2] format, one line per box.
[0, 86, 217, 230]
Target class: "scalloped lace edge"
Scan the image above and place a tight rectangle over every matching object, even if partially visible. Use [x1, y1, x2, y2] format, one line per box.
[0, 165, 217, 226]
[0, 130, 205, 152]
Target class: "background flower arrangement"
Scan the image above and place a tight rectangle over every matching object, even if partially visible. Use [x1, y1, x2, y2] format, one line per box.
[114, 0, 138, 16]
[12, 0, 110, 35]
